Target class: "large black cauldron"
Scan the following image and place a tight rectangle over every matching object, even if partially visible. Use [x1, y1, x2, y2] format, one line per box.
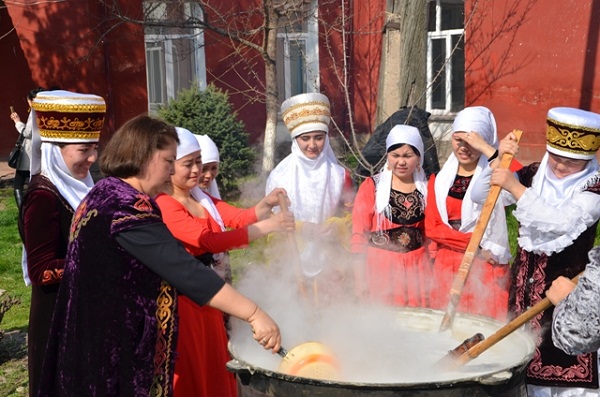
[228, 308, 535, 397]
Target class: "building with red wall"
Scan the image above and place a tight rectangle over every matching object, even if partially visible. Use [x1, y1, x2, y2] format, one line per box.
[2, 0, 600, 166]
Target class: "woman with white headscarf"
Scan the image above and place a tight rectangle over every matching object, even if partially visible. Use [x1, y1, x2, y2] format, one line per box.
[425, 106, 513, 321]
[266, 93, 354, 292]
[18, 90, 105, 397]
[155, 127, 294, 397]
[471, 107, 600, 397]
[195, 134, 222, 199]
[351, 125, 431, 306]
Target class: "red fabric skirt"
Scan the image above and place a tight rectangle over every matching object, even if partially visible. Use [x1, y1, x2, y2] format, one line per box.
[173, 296, 237, 397]
[429, 247, 510, 321]
[365, 246, 433, 307]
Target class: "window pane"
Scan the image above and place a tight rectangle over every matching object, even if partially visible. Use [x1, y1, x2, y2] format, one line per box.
[431, 38, 446, 110]
[146, 43, 166, 106]
[441, 0, 464, 30]
[289, 40, 307, 96]
[427, 1, 436, 32]
[171, 37, 196, 97]
[451, 34, 465, 112]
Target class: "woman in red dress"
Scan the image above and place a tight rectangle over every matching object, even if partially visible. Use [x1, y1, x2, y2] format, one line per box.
[351, 125, 432, 306]
[425, 106, 512, 321]
[156, 127, 293, 397]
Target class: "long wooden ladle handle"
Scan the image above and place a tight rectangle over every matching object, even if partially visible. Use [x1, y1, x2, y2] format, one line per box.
[277, 192, 306, 297]
[449, 272, 582, 368]
[439, 129, 523, 332]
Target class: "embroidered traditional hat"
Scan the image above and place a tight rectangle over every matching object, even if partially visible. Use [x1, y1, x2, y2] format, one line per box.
[546, 107, 600, 160]
[281, 93, 331, 138]
[32, 90, 106, 143]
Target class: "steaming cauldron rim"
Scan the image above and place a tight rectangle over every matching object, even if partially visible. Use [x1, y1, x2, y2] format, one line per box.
[227, 308, 536, 389]
[227, 343, 534, 389]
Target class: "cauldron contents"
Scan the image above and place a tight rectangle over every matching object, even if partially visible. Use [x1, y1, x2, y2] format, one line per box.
[230, 304, 535, 384]
[229, 259, 535, 384]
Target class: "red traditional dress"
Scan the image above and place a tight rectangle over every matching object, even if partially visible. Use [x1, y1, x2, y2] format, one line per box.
[156, 192, 259, 397]
[425, 174, 510, 320]
[351, 176, 431, 306]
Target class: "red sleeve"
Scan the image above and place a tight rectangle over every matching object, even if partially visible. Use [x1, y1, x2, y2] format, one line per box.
[22, 190, 65, 285]
[350, 177, 376, 254]
[424, 174, 471, 251]
[212, 197, 258, 229]
[342, 169, 357, 208]
[509, 159, 523, 172]
[156, 194, 250, 254]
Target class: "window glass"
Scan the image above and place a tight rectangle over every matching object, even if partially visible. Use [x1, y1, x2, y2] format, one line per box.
[450, 34, 465, 112]
[171, 37, 196, 98]
[143, 1, 206, 111]
[275, 0, 318, 105]
[431, 38, 446, 110]
[427, 2, 437, 32]
[146, 42, 167, 107]
[289, 40, 307, 97]
[427, 0, 464, 113]
[441, 1, 464, 30]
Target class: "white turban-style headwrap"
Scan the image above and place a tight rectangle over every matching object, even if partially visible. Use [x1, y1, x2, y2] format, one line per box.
[434, 106, 511, 263]
[375, 124, 428, 214]
[195, 134, 221, 199]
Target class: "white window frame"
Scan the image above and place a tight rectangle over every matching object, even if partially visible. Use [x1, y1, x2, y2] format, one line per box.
[277, 0, 320, 102]
[426, 0, 464, 115]
[144, 2, 207, 113]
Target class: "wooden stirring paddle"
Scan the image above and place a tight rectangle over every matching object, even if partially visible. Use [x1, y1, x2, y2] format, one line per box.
[439, 129, 523, 332]
[438, 272, 582, 370]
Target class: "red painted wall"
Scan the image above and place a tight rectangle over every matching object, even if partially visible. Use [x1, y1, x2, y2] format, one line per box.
[465, 0, 600, 163]
[2, 0, 148, 156]
[347, 0, 385, 136]
[202, 0, 267, 141]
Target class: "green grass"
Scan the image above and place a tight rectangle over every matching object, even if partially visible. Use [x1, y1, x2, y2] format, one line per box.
[0, 186, 29, 397]
[0, 188, 29, 332]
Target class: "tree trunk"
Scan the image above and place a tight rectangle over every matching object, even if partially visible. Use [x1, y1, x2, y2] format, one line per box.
[376, 0, 427, 125]
[261, 11, 280, 174]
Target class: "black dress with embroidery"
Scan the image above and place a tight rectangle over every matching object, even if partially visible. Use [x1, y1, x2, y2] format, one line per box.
[509, 163, 600, 388]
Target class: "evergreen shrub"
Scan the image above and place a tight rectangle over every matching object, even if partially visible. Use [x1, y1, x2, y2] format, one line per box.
[158, 84, 255, 199]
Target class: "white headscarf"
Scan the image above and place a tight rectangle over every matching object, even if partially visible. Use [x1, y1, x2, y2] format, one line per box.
[375, 124, 428, 214]
[39, 143, 95, 210]
[195, 134, 222, 199]
[175, 127, 225, 231]
[434, 106, 511, 263]
[266, 134, 345, 224]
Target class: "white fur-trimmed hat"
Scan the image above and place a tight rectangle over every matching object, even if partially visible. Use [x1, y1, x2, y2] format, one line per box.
[546, 107, 600, 160]
[32, 90, 106, 143]
[281, 93, 331, 138]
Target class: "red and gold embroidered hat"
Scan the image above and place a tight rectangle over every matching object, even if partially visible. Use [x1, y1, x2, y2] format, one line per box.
[281, 93, 331, 138]
[32, 90, 106, 143]
[546, 107, 600, 160]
